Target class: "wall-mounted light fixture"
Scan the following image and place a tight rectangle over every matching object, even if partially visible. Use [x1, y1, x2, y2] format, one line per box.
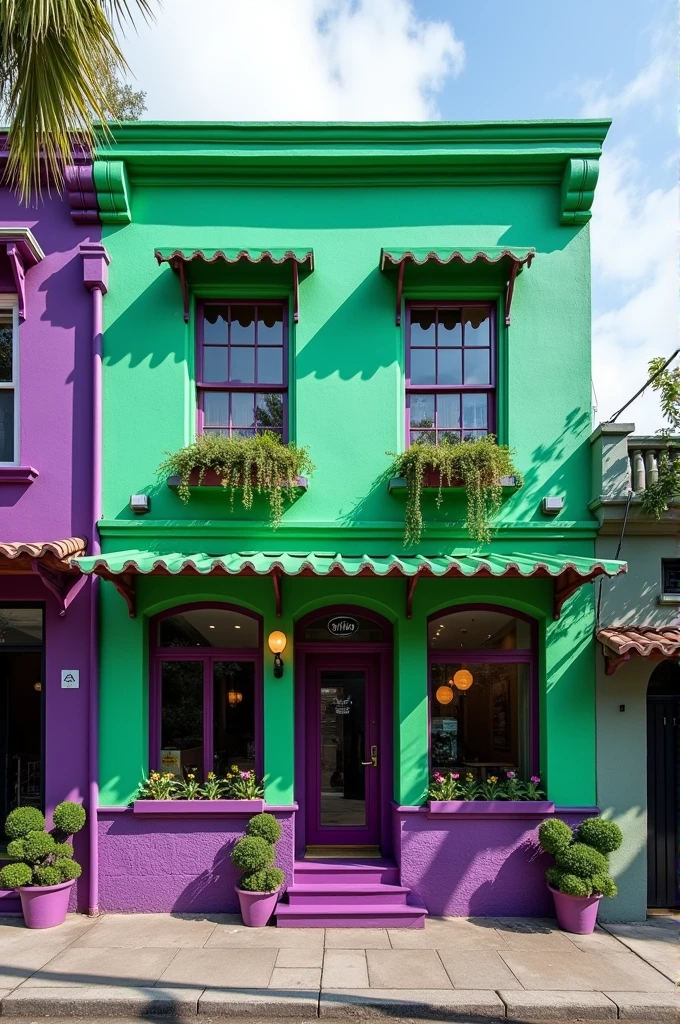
[130, 494, 150, 515]
[268, 630, 287, 678]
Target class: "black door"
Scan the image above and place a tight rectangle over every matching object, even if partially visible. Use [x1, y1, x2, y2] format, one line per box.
[647, 662, 680, 909]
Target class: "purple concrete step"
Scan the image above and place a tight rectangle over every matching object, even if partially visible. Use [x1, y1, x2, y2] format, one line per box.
[293, 859, 399, 886]
[275, 901, 427, 928]
[286, 883, 411, 906]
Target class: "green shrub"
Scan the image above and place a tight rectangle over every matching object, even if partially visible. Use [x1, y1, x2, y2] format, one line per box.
[5, 806, 45, 840]
[538, 818, 573, 856]
[52, 802, 86, 837]
[555, 842, 607, 879]
[55, 859, 82, 882]
[231, 835, 273, 873]
[557, 873, 593, 897]
[53, 843, 74, 859]
[246, 813, 282, 844]
[575, 818, 623, 855]
[0, 862, 32, 888]
[33, 866, 61, 887]
[545, 866, 566, 890]
[591, 873, 617, 898]
[6, 839, 25, 860]
[239, 867, 284, 893]
[23, 832, 56, 864]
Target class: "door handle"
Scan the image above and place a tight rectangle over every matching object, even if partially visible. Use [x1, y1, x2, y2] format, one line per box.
[361, 745, 378, 767]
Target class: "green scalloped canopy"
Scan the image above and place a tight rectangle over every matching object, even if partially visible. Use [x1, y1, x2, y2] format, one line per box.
[380, 247, 535, 271]
[154, 248, 314, 272]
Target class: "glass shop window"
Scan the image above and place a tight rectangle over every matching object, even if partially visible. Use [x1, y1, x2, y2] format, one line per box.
[0, 305, 18, 463]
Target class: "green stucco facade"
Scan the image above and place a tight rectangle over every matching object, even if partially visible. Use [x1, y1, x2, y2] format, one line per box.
[92, 121, 611, 816]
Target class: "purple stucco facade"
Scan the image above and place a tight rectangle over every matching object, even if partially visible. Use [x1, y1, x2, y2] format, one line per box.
[0, 181, 99, 911]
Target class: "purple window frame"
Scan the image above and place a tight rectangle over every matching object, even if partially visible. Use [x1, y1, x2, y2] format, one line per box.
[427, 604, 539, 776]
[196, 299, 289, 441]
[149, 602, 264, 779]
[405, 300, 496, 448]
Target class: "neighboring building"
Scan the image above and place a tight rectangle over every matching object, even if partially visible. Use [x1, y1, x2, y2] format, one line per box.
[73, 120, 626, 924]
[0, 153, 106, 911]
[591, 424, 680, 920]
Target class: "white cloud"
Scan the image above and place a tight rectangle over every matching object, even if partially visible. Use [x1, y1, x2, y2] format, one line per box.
[579, 46, 672, 119]
[120, 0, 464, 120]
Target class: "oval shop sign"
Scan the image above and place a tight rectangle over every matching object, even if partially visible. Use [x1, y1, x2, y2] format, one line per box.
[327, 616, 360, 638]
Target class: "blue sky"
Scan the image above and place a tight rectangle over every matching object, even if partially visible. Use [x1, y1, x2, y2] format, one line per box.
[121, 0, 675, 430]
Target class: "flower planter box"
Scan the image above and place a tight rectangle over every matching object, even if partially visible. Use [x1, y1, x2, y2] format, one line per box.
[132, 799, 265, 816]
[388, 473, 518, 494]
[168, 470, 308, 491]
[427, 800, 555, 818]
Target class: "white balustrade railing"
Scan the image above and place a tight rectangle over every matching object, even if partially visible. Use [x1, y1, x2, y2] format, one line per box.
[627, 437, 679, 493]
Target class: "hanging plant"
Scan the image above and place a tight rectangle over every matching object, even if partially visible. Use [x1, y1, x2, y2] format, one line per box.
[389, 435, 520, 546]
[160, 433, 314, 530]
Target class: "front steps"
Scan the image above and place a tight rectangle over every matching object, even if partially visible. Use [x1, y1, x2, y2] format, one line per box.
[275, 857, 427, 928]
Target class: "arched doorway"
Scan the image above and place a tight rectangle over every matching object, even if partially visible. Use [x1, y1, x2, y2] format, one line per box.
[294, 607, 393, 855]
[647, 660, 680, 909]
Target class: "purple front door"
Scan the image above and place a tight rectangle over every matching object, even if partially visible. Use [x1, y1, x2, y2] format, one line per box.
[305, 654, 381, 847]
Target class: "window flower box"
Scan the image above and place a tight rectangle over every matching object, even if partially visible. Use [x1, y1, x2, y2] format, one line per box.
[427, 800, 555, 818]
[168, 470, 309, 490]
[388, 472, 518, 492]
[132, 799, 265, 816]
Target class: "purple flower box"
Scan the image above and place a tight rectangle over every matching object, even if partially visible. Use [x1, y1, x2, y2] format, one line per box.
[132, 799, 265, 816]
[427, 800, 555, 818]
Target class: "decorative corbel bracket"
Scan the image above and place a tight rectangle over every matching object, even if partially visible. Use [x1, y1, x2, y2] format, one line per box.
[0, 228, 45, 322]
[92, 160, 131, 225]
[7, 244, 26, 321]
[406, 575, 418, 619]
[271, 568, 282, 618]
[172, 258, 190, 323]
[32, 560, 88, 616]
[560, 158, 600, 226]
[108, 572, 137, 617]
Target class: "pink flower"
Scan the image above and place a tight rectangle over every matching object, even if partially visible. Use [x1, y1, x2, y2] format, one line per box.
[240, 771, 250, 779]
[530, 776, 541, 784]
[506, 771, 516, 779]
[433, 772, 444, 783]
[451, 773, 460, 780]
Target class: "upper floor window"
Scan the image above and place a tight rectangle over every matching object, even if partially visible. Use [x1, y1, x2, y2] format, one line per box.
[662, 560, 680, 599]
[0, 303, 18, 463]
[198, 301, 286, 440]
[406, 302, 495, 447]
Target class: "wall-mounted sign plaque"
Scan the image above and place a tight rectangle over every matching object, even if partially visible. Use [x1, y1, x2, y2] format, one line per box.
[327, 616, 360, 638]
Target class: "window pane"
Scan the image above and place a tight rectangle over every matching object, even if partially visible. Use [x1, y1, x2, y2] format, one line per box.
[258, 307, 284, 345]
[232, 391, 255, 428]
[438, 348, 462, 385]
[437, 393, 460, 429]
[464, 348, 490, 385]
[438, 308, 462, 346]
[410, 393, 434, 428]
[438, 430, 461, 445]
[256, 393, 284, 431]
[663, 561, 680, 596]
[0, 607, 43, 645]
[0, 314, 13, 382]
[410, 308, 436, 346]
[160, 661, 204, 781]
[464, 307, 490, 345]
[462, 392, 488, 429]
[203, 346, 227, 382]
[410, 429, 435, 445]
[203, 306, 228, 343]
[203, 391, 229, 428]
[213, 661, 256, 776]
[230, 305, 255, 344]
[230, 347, 255, 383]
[320, 671, 366, 827]
[0, 390, 14, 462]
[257, 346, 283, 384]
[159, 608, 258, 647]
[410, 348, 436, 385]
[428, 609, 531, 650]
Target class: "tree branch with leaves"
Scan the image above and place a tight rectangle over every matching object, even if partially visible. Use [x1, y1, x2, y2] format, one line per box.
[640, 355, 680, 518]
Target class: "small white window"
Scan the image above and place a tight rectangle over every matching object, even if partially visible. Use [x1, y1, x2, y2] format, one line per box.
[0, 302, 18, 464]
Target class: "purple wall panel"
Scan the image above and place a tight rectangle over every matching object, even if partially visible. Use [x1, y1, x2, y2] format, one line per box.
[97, 810, 296, 913]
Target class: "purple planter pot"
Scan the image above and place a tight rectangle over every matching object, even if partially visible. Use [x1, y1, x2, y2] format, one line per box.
[548, 885, 602, 934]
[132, 799, 265, 816]
[427, 801, 555, 818]
[18, 880, 75, 929]
[235, 886, 281, 927]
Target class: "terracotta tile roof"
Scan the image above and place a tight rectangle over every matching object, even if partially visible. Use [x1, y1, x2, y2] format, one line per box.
[597, 626, 680, 673]
[0, 538, 87, 573]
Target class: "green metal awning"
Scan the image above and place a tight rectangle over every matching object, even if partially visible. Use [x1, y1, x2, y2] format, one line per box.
[153, 248, 314, 324]
[380, 246, 536, 326]
[73, 549, 625, 621]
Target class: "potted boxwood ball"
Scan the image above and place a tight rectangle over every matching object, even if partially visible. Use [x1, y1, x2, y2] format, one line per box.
[231, 813, 284, 927]
[0, 802, 86, 929]
[539, 816, 623, 934]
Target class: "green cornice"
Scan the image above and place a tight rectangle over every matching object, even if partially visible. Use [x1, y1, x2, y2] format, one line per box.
[92, 160, 131, 224]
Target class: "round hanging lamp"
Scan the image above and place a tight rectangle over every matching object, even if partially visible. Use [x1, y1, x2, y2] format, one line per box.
[436, 684, 454, 705]
[453, 669, 474, 691]
[227, 688, 243, 707]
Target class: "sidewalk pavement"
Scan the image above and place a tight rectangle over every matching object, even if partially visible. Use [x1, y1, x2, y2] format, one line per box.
[0, 911, 675, 1021]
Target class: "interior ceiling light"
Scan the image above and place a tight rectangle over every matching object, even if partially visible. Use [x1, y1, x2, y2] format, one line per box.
[453, 669, 474, 691]
[436, 684, 454, 705]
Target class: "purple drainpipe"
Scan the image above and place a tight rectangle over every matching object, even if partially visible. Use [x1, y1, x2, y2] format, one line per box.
[81, 244, 110, 916]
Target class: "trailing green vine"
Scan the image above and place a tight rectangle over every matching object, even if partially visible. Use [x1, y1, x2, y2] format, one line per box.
[389, 435, 520, 546]
[160, 433, 314, 530]
[640, 449, 680, 518]
[639, 355, 680, 518]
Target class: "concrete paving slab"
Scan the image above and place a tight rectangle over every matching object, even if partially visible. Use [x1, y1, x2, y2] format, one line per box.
[322, 950, 368, 989]
[2, 984, 203, 1017]
[20, 945, 177, 988]
[71, 912, 226, 948]
[491, 918, 582, 953]
[365, 949, 451, 989]
[199, 987, 319, 1016]
[437, 949, 523, 990]
[269, 967, 321, 989]
[647, 955, 678, 983]
[157, 946, 277, 989]
[565, 927, 632, 954]
[0, 914, 95, 952]
[600, 924, 680, 966]
[206, 924, 324, 948]
[276, 947, 324, 968]
[319, 988, 504, 1018]
[499, 989, 617, 1020]
[606, 990, 680, 1020]
[0, 945, 80, 989]
[387, 917, 509, 950]
[324, 928, 389, 949]
[499, 949, 674, 991]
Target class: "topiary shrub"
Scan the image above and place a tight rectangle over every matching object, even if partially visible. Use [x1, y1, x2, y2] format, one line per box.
[231, 813, 284, 894]
[0, 801, 85, 890]
[539, 815, 622, 903]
